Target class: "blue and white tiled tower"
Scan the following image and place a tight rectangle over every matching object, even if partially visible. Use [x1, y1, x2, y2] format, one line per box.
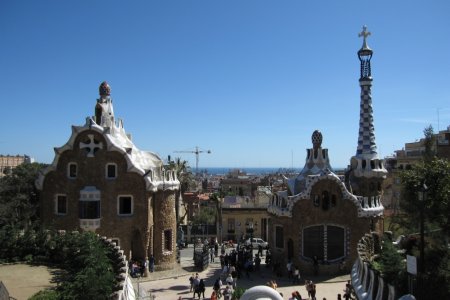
[347, 26, 387, 201]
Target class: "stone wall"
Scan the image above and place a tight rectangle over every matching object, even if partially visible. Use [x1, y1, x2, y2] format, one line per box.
[152, 191, 177, 271]
[269, 178, 381, 276]
[41, 131, 151, 259]
[351, 233, 397, 300]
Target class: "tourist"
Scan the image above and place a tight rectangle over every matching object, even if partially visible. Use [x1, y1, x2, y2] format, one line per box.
[226, 273, 233, 287]
[149, 254, 155, 273]
[223, 285, 232, 300]
[305, 280, 312, 299]
[311, 283, 317, 300]
[254, 254, 261, 271]
[197, 278, 206, 299]
[210, 247, 215, 262]
[313, 255, 319, 275]
[287, 260, 293, 279]
[215, 242, 219, 257]
[267, 280, 278, 290]
[189, 274, 195, 292]
[210, 290, 218, 300]
[213, 277, 223, 298]
[343, 280, 352, 300]
[293, 265, 301, 284]
[192, 273, 200, 299]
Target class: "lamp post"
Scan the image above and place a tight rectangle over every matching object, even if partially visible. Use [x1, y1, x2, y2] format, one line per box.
[187, 222, 192, 245]
[246, 221, 257, 258]
[418, 183, 427, 300]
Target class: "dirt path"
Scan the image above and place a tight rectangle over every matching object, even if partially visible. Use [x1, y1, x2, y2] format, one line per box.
[0, 264, 57, 300]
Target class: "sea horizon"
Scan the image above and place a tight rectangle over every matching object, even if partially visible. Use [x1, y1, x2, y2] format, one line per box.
[199, 167, 346, 175]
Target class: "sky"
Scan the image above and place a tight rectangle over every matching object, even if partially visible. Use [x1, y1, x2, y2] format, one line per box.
[1, 1, 449, 169]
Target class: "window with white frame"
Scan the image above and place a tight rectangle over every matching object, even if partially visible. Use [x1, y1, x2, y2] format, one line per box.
[117, 195, 133, 216]
[105, 163, 117, 179]
[68, 163, 77, 178]
[79, 186, 101, 219]
[55, 194, 67, 215]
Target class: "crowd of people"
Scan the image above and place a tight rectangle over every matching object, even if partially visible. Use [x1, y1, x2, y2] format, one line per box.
[163, 238, 355, 300]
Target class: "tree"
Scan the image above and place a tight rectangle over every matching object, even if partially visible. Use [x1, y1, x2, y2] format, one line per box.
[168, 157, 196, 225]
[0, 162, 47, 229]
[397, 126, 450, 298]
[192, 206, 216, 225]
[422, 125, 435, 163]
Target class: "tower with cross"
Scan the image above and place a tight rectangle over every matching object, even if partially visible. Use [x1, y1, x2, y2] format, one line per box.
[346, 26, 387, 210]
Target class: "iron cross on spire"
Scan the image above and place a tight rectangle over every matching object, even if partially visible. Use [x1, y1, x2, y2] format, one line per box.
[358, 25, 371, 48]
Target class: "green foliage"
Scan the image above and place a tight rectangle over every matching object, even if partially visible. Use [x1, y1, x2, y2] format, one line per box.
[192, 206, 216, 225]
[373, 238, 405, 285]
[232, 287, 246, 299]
[400, 158, 450, 235]
[422, 125, 435, 162]
[0, 162, 47, 229]
[29, 290, 58, 300]
[0, 227, 116, 299]
[392, 126, 450, 298]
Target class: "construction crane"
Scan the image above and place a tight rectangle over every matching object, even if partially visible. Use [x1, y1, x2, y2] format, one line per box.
[174, 146, 211, 175]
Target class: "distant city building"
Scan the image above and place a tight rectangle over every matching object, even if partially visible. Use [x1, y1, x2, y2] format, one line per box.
[267, 27, 386, 275]
[0, 154, 34, 177]
[221, 186, 271, 243]
[36, 82, 180, 271]
[382, 125, 450, 214]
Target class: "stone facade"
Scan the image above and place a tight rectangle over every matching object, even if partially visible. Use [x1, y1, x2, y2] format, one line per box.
[36, 82, 179, 271]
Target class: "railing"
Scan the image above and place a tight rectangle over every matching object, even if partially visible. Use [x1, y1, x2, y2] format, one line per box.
[79, 218, 101, 231]
[352, 233, 400, 300]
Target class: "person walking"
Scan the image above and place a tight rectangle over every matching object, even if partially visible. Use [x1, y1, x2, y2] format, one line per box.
[313, 255, 319, 276]
[149, 254, 155, 273]
[311, 283, 317, 300]
[213, 277, 223, 298]
[197, 278, 206, 299]
[210, 247, 215, 262]
[192, 273, 200, 299]
[223, 285, 232, 300]
[287, 260, 293, 279]
[293, 266, 300, 284]
[306, 280, 313, 299]
[211, 290, 219, 300]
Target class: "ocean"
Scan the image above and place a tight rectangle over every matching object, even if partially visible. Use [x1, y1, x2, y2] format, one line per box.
[200, 167, 300, 175]
[200, 167, 346, 175]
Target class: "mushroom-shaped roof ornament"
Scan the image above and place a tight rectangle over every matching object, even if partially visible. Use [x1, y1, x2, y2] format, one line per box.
[99, 81, 111, 97]
[312, 130, 323, 150]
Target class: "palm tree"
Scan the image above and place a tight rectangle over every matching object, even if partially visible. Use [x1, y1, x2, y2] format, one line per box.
[209, 192, 225, 243]
[168, 157, 195, 226]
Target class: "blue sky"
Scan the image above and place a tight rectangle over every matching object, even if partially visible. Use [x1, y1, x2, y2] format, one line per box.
[1, 1, 449, 168]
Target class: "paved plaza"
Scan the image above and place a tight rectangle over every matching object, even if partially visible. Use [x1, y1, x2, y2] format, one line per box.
[0, 246, 351, 300]
[134, 246, 351, 300]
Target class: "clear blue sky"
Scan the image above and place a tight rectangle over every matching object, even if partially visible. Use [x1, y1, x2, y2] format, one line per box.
[1, 1, 449, 168]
